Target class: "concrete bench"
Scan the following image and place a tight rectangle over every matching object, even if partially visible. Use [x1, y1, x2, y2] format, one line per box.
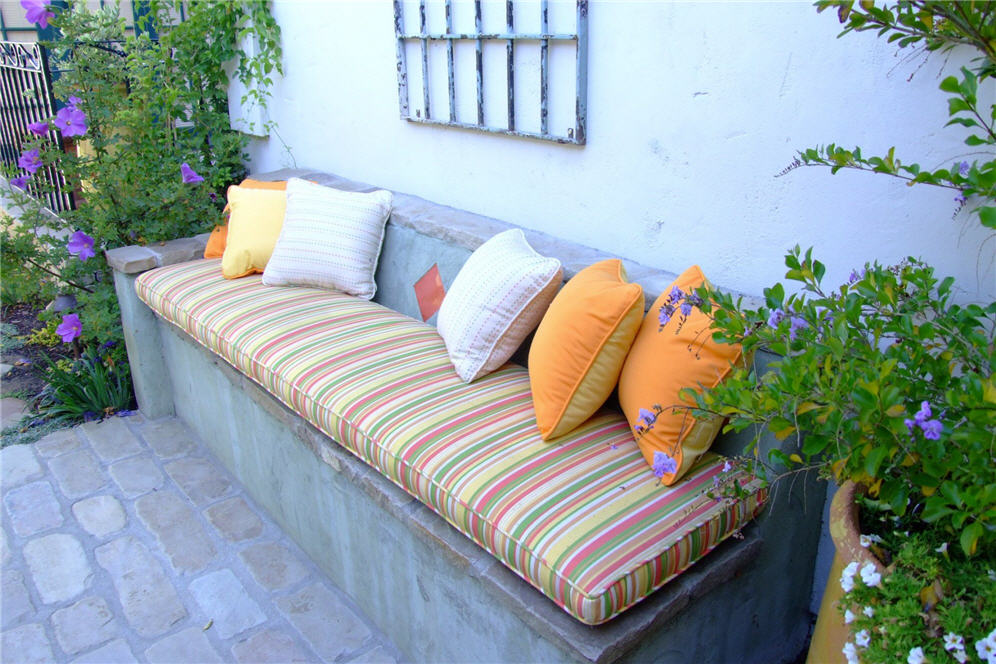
[108, 169, 823, 663]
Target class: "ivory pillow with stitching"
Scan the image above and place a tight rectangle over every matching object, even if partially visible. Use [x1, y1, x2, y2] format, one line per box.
[437, 229, 563, 383]
[261, 178, 393, 299]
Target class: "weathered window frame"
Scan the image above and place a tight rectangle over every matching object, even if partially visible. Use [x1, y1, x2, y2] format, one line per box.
[393, 0, 588, 145]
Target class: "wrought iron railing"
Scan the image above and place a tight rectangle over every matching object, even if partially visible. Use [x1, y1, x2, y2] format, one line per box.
[0, 40, 74, 212]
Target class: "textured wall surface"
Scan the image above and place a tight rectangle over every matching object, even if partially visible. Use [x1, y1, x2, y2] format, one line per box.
[245, 0, 993, 301]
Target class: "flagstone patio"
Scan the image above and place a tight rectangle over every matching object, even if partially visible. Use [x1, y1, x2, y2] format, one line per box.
[0, 413, 405, 663]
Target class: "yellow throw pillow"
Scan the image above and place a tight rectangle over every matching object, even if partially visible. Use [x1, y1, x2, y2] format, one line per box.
[617, 265, 744, 485]
[220, 185, 288, 279]
[205, 179, 289, 259]
[528, 259, 644, 440]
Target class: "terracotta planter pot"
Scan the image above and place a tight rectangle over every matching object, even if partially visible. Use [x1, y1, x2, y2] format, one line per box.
[806, 481, 887, 663]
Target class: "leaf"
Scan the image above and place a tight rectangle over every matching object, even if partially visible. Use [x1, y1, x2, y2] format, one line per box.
[864, 446, 889, 478]
[960, 522, 983, 557]
[978, 207, 996, 229]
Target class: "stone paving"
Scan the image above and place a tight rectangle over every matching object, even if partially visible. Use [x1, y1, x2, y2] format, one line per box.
[0, 413, 405, 663]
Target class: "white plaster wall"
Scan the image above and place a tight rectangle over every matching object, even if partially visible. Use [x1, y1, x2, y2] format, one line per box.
[246, 0, 995, 301]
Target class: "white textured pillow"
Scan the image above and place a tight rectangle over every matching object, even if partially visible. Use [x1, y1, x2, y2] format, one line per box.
[437, 229, 563, 382]
[262, 178, 393, 299]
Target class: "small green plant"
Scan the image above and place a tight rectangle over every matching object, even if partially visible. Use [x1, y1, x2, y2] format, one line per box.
[38, 345, 133, 422]
[25, 320, 61, 348]
[0, 323, 26, 353]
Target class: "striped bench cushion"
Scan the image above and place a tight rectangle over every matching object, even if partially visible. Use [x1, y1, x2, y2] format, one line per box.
[136, 259, 766, 625]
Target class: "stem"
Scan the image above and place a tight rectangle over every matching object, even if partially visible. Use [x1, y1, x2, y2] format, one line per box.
[23, 256, 95, 293]
[798, 161, 965, 192]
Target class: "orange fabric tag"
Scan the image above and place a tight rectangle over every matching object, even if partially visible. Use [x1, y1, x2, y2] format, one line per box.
[414, 264, 446, 321]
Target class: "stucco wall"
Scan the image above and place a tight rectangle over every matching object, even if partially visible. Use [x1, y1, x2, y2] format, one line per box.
[245, 0, 994, 302]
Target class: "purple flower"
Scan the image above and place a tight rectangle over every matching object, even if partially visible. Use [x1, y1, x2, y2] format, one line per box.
[67, 230, 95, 262]
[955, 194, 967, 205]
[209, 191, 218, 203]
[180, 162, 204, 184]
[789, 315, 807, 340]
[957, 161, 970, 176]
[27, 120, 49, 136]
[637, 408, 657, 430]
[66, 95, 82, 108]
[915, 401, 932, 425]
[658, 303, 675, 329]
[921, 419, 943, 440]
[669, 286, 683, 303]
[55, 105, 87, 137]
[9, 175, 30, 189]
[18, 148, 42, 174]
[55, 313, 82, 343]
[680, 301, 693, 317]
[82, 411, 98, 422]
[21, 0, 55, 29]
[652, 451, 678, 479]
[904, 418, 916, 434]
[767, 308, 785, 328]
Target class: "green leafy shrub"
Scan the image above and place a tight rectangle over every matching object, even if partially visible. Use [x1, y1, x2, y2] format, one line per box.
[38, 345, 133, 422]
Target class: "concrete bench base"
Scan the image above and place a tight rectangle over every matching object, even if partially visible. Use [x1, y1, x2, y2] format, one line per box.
[107, 170, 824, 661]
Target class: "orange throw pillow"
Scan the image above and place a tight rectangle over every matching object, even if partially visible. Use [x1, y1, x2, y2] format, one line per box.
[529, 259, 644, 440]
[203, 179, 288, 259]
[618, 265, 743, 485]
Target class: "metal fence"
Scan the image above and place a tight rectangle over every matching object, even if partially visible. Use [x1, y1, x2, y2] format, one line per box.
[0, 40, 74, 212]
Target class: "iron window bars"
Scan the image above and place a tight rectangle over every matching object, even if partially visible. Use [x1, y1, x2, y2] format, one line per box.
[393, 0, 588, 145]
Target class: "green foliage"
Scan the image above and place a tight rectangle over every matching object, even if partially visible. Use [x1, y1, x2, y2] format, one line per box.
[837, 529, 996, 664]
[1, 0, 282, 407]
[784, 2, 996, 229]
[38, 345, 133, 422]
[0, 323, 25, 353]
[694, 250, 996, 556]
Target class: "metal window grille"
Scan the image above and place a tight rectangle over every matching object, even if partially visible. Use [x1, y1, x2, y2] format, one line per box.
[0, 41, 74, 212]
[393, 0, 588, 145]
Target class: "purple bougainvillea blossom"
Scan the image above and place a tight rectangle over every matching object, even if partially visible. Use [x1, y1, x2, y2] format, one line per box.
[652, 451, 678, 479]
[55, 105, 87, 137]
[18, 148, 42, 174]
[55, 313, 83, 343]
[788, 315, 807, 341]
[27, 120, 49, 136]
[9, 175, 30, 189]
[921, 419, 943, 440]
[21, 0, 55, 29]
[180, 162, 204, 184]
[67, 230, 95, 262]
[636, 408, 657, 431]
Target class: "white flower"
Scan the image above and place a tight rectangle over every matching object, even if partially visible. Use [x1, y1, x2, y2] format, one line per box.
[944, 633, 965, 652]
[841, 574, 856, 592]
[844, 609, 856, 624]
[976, 634, 996, 662]
[722, 460, 732, 472]
[907, 646, 925, 664]
[953, 650, 968, 663]
[935, 542, 948, 554]
[855, 629, 870, 648]
[863, 606, 874, 618]
[860, 534, 873, 548]
[860, 562, 882, 587]
[988, 569, 996, 582]
[843, 641, 860, 664]
[843, 561, 860, 578]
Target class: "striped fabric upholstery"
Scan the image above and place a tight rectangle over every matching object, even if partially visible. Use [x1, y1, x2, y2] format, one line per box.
[136, 259, 767, 625]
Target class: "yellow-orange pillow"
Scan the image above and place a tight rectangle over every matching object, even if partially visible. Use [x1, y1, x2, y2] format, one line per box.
[220, 185, 288, 279]
[528, 259, 644, 440]
[204, 179, 288, 259]
[618, 265, 743, 485]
